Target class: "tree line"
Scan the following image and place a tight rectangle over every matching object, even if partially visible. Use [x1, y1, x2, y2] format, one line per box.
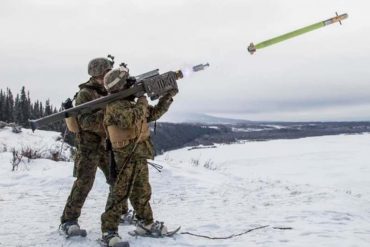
[0, 86, 228, 152]
[0, 87, 64, 132]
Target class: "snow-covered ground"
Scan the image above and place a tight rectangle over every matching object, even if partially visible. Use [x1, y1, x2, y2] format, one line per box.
[0, 127, 72, 161]
[0, 127, 370, 247]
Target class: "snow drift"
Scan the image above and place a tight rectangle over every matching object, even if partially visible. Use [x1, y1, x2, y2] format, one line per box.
[0, 127, 369, 246]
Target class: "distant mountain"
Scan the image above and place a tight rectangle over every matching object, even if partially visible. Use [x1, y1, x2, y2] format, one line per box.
[160, 112, 251, 124]
[151, 121, 370, 154]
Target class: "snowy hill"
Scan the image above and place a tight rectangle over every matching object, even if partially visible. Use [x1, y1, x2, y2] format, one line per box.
[0, 126, 72, 162]
[0, 128, 370, 246]
[160, 112, 251, 124]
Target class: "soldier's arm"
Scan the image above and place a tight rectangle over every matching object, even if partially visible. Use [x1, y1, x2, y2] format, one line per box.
[147, 94, 173, 122]
[75, 90, 104, 132]
[105, 99, 147, 129]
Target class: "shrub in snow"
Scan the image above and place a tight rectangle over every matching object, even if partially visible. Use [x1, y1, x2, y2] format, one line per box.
[191, 158, 200, 167]
[1, 127, 74, 164]
[12, 126, 22, 133]
[23, 145, 71, 162]
[8, 145, 72, 170]
[203, 159, 216, 170]
[20, 146, 42, 160]
[0, 121, 7, 129]
[190, 157, 216, 170]
[11, 149, 26, 171]
[7, 123, 22, 133]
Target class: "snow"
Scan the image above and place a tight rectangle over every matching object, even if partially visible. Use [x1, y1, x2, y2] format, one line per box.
[231, 124, 287, 132]
[231, 127, 265, 132]
[0, 127, 72, 161]
[0, 128, 370, 247]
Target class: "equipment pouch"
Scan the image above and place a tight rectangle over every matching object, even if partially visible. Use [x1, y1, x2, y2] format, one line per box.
[65, 117, 80, 133]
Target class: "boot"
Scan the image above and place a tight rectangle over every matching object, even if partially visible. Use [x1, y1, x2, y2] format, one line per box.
[102, 231, 130, 247]
[134, 221, 168, 237]
[120, 210, 137, 225]
[60, 220, 87, 237]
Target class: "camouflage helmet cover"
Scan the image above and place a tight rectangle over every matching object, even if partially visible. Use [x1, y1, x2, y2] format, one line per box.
[88, 57, 113, 77]
[104, 66, 130, 92]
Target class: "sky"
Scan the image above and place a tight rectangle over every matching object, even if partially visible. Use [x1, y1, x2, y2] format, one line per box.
[0, 0, 370, 122]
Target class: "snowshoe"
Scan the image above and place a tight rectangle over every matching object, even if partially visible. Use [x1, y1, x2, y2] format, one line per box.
[128, 221, 181, 238]
[60, 221, 87, 238]
[99, 231, 130, 247]
[120, 210, 137, 225]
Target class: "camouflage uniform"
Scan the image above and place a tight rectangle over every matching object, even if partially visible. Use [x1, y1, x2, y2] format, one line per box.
[101, 94, 173, 233]
[61, 78, 110, 224]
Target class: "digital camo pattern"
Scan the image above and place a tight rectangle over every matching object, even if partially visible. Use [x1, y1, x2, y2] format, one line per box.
[101, 94, 173, 232]
[75, 79, 107, 139]
[103, 66, 129, 93]
[104, 95, 173, 159]
[101, 157, 153, 232]
[61, 78, 109, 224]
[61, 145, 109, 223]
[87, 57, 113, 77]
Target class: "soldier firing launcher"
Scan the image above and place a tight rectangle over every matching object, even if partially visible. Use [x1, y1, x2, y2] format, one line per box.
[29, 63, 210, 131]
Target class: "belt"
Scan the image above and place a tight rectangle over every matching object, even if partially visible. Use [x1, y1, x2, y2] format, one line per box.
[111, 140, 130, 149]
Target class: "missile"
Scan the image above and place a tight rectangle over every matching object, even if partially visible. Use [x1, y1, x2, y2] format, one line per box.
[192, 63, 210, 72]
[248, 12, 348, 54]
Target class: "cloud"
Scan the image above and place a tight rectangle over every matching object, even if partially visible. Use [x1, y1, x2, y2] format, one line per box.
[0, 0, 370, 121]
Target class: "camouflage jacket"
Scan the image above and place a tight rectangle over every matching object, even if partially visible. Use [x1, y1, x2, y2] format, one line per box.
[75, 78, 108, 149]
[104, 95, 173, 159]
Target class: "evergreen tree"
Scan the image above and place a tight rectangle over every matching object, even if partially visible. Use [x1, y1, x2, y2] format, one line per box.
[45, 99, 52, 116]
[39, 102, 44, 118]
[14, 94, 22, 124]
[0, 87, 68, 136]
[32, 100, 40, 119]
[5, 88, 14, 122]
[0, 89, 4, 121]
[19, 86, 30, 126]
[27, 91, 32, 121]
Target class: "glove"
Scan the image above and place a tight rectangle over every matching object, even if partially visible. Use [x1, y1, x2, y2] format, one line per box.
[137, 96, 148, 106]
[137, 96, 149, 115]
[166, 89, 178, 98]
[160, 89, 178, 103]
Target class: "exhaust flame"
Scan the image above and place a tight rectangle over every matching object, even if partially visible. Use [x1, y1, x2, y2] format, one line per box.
[181, 66, 194, 78]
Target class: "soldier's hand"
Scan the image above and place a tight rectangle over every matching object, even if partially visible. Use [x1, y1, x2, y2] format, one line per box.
[166, 89, 178, 98]
[137, 96, 148, 107]
[159, 89, 177, 103]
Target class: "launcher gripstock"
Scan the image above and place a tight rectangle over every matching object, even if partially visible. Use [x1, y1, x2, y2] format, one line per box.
[29, 63, 210, 131]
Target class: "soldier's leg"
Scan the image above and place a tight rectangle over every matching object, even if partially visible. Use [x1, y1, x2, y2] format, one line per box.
[97, 146, 110, 183]
[120, 199, 129, 215]
[97, 147, 129, 215]
[129, 159, 153, 225]
[101, 154, 139, 233]
[61, 148, 99, 223]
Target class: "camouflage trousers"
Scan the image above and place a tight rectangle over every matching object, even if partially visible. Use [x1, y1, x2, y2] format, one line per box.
[101, 154, 153, 232]
[61, 145, 110, 223]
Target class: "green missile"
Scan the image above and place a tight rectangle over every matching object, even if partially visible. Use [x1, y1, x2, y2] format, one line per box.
[248, 12, 348, 54]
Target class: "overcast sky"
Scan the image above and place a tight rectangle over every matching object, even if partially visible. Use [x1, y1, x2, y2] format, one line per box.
[1, 0, 370, 121]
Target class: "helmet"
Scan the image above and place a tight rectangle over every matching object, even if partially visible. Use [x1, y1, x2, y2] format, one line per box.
[88, 57, 113, 77]
[104, 66, 130, 92]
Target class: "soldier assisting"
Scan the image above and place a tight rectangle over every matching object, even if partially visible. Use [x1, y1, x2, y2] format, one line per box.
[100, 65, 177, 247]
[60, 57, 113, 237]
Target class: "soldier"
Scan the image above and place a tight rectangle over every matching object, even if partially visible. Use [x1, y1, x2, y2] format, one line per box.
[60, 57, 113, 236]
[100, 66, 177, 247]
